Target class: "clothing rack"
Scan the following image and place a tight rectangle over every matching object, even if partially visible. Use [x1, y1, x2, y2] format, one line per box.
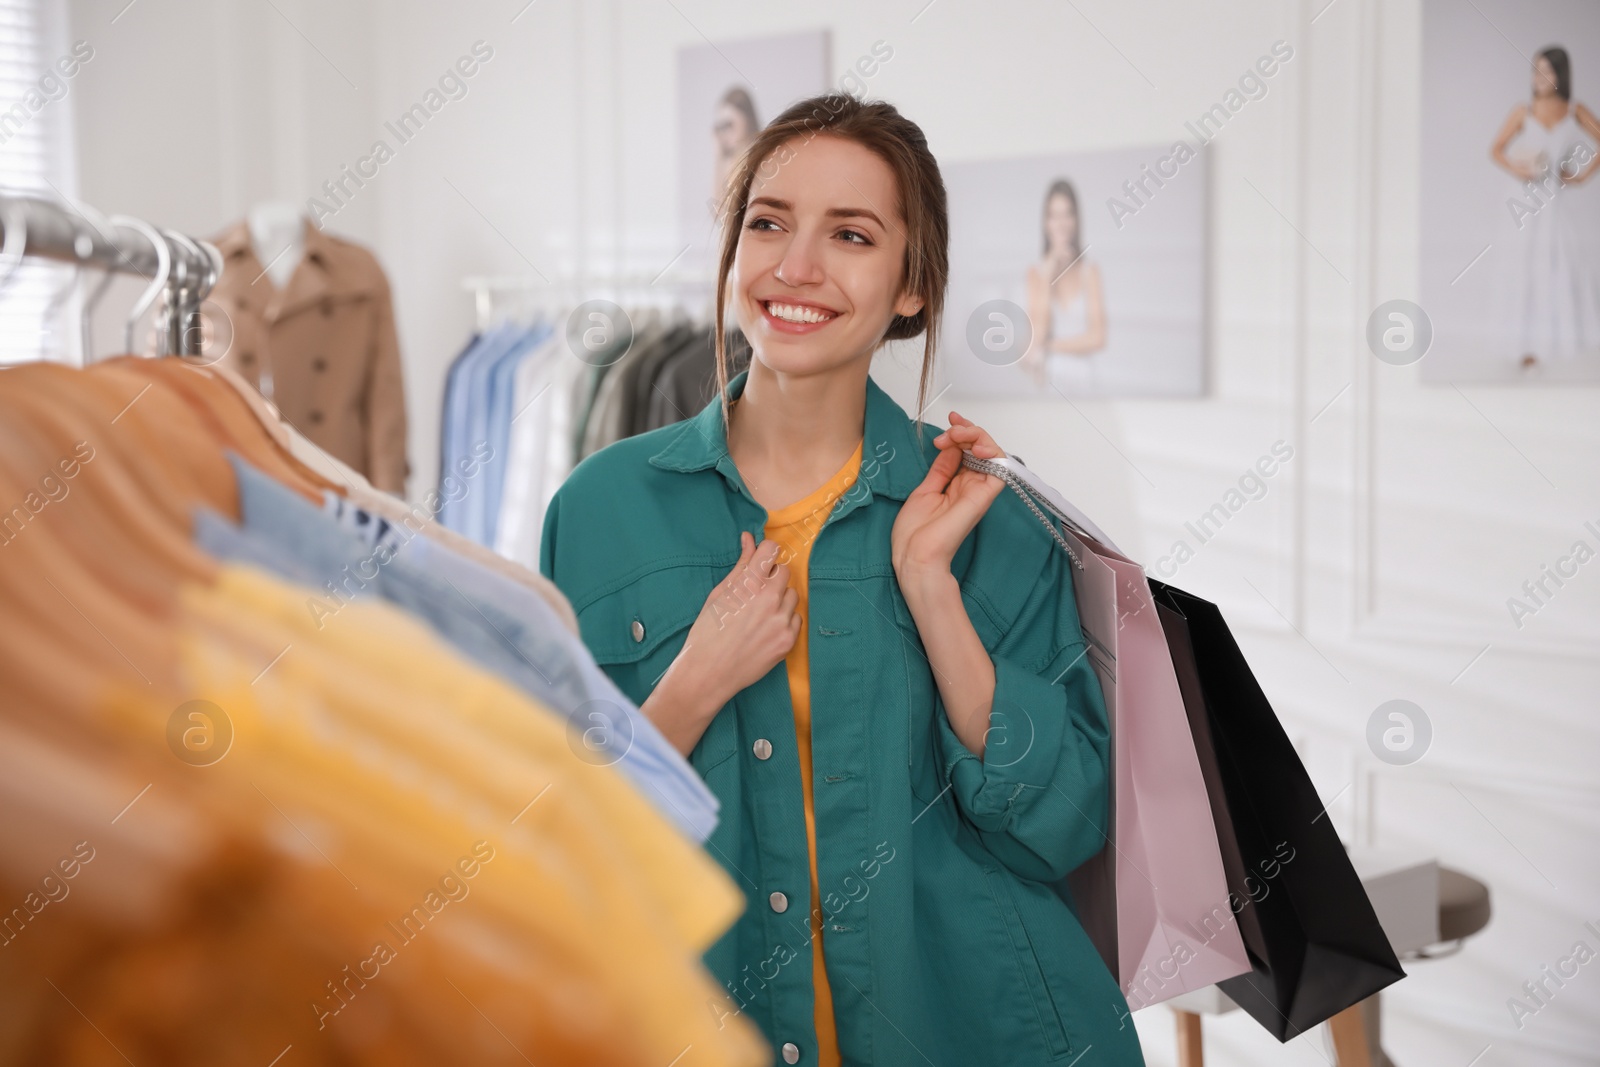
[0, 191, 222, 357]
[461, 268, 718, 332]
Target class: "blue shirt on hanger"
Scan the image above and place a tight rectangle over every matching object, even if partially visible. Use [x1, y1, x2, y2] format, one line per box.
[473, 318, 553, 545]
[439, 321, 525, 534]
[193, 453, 721, 844]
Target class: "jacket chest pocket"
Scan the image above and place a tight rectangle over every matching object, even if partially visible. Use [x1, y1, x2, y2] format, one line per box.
[890, 588, 945, 806]
[576, 564, 738, 775]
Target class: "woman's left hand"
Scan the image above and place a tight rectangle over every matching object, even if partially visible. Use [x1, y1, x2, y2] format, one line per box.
[891, 412, 1008, 576]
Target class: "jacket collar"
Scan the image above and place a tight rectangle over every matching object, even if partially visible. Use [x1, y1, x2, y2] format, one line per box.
[648, 366, 930, 504]
[213, 217, 355, 321]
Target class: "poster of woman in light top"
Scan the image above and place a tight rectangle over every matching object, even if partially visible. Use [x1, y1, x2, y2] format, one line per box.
[941, 145, 1207, 399]
[1019, 178, 1110, 393]
[676, 30, 829, 277]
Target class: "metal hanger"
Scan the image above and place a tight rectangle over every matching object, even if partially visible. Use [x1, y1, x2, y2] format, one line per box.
[111, 214, 170, 354]
[73, 199, 122, 363]
[0, 201, 27, 301]
[162, 229, 210, 356]
[39, 257, 82, 360]
[79, 263, 116, 365]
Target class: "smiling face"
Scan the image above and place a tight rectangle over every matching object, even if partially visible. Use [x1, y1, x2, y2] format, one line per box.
[731, 133, 925, 376]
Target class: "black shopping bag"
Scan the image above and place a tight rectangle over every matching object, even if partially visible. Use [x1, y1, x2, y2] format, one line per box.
[1148, 578, 1405, 1040]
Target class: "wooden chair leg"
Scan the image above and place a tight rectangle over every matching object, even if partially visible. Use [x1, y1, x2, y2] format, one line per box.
[1327, 1002, 1373, 1067]
[1174, 1009, 1204, 1067]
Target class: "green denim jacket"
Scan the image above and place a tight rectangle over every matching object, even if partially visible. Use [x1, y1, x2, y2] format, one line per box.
[540, 367, 1144, 1067]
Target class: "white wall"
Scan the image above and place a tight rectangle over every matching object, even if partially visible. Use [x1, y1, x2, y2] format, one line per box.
[64, 1, 1600, 1063]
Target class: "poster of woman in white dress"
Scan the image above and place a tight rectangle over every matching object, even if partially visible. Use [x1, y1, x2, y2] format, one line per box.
[1421, 0, 1600, 383]
[1488, 46, 1600, 373]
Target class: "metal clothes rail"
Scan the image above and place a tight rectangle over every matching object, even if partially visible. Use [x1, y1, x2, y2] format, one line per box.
[460, 269, 718, 332]
[0, 191, 222, 357]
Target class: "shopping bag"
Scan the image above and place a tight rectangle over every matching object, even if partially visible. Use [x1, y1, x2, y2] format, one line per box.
[1153, 594, 1270, 970]
[1148, 579, 1406, 1040]
[957, 453, 1249, 1007]
[1056, 527, 1251, 1009]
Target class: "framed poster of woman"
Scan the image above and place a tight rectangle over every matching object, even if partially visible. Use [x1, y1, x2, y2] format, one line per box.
[676, 30, 830, 276]
[941, 144, 1209, 399]
[1420, 0, 1600, 383]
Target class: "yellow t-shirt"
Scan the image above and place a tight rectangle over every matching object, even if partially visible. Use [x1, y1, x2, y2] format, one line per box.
[761, 436, 863, 1067]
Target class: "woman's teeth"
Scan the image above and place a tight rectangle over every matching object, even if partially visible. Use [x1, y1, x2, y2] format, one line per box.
[766, 301, 836, 324]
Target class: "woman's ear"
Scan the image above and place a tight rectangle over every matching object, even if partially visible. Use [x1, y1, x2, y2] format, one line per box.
[895, 292, 924, 318]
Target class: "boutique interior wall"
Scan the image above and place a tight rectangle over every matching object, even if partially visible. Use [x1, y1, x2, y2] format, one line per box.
[61, 0, 1600, 1063]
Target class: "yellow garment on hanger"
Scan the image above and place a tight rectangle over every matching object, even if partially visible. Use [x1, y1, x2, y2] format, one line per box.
[89, 562, 765, 1066]
[177, 563, 743, 950]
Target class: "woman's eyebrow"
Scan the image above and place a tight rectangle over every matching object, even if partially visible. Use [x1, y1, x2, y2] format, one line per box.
[749, 196, 885, 228]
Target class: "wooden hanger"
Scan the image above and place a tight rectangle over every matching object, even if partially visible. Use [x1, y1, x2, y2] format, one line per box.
[29, 362, 230, 520]
[98, 356, 333, 503]
[14, 363, 227, 574]
[0, 364, 223, 719]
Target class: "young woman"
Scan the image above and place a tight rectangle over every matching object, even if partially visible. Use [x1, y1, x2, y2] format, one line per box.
[712, 85, 761, 221]
[540, 93, 1144, 1067]
[1489, 46, 1600, 373]
[1020, 178, 1108, 393]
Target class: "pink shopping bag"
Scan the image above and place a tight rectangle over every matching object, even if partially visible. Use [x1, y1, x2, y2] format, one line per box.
[1058, 526, 1252, 1010]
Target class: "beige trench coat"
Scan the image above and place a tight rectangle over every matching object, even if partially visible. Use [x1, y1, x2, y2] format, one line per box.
[205, 219, 409, 494]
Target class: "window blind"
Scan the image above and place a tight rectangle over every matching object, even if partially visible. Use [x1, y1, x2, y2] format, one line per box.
[0, 0, 78, 364]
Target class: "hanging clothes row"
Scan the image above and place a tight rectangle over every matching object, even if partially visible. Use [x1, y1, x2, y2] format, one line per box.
[0, 196, 763, 1067]
[436, 281, 751, 568]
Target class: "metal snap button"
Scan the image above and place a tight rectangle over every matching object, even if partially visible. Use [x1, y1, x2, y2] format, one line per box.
[768, 891, 788, 913]
[781, 1042, 800, 1064]
[752, 738, 772, 760]
[630, 618, 645, 643]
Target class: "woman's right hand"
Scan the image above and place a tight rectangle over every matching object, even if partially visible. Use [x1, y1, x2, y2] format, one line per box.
[685, 531, 800, 700]
[646, 531, 799, 754]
